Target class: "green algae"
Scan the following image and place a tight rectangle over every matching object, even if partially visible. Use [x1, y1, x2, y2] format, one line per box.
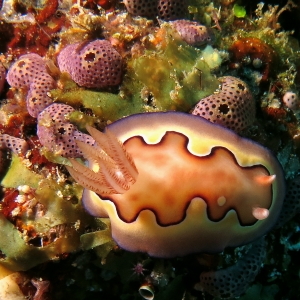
[1, 155, 42, 189]
[31, 179, 89, 232]
[42, 148, 73, 165]
[132, 44, 218, 111]
[51, 88, 134, 121]
[0, 213, 81, 271]
[127, 26, 219, 112]
[233, 4, 247, 18]
[81, 230, 114, 250]
[67, 111, 99, 132]
[51, 25, 219, 122]
[80, 218, 116, 261]
[0, 154, 96, 271]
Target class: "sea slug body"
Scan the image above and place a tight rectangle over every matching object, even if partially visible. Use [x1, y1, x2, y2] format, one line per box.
[67, 111, 284, 257]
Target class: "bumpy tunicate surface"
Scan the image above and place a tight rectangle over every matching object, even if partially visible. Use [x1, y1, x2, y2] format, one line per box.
[7, 53, 47, 88]
[57, 43, 78, 75]
[282, 91, 299, 111]
[157, 0, 186, 20]
[0, 134, 28, 155]
[37, 103, 95, 157]
[57, 40, 123, 89]
[192, 76, 256, 132]
[26, 73, 56, 118]
[6, 53, 56, 117]
[171, 20, 214, 46]
[123, 0, 157, 18]
[124, 0, 187, 20]
[196, 238, 266, 299]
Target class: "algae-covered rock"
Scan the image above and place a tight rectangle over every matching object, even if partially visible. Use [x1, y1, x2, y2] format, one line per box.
[80, 218, 115, 261]
[51, 24, 219, 121]
[0, 154, 96, 271]
[0, 213, 81, 271]
[1, 155, 42, 189]
[131, 25, 219, 111]
[51, 88, 134, 121]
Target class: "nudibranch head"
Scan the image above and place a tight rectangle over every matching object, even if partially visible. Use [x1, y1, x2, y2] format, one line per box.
[67, 112, 285, 257]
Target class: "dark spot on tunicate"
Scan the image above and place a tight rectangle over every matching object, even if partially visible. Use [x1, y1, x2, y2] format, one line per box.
[218, 104, 230, 114]
[84, 52, 96, 62]
[237, 83, 245, 91]
[58, 127, 66, 135]
[17, 61, 26, 68]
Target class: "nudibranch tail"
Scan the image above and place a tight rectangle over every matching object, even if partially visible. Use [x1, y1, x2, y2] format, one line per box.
[66, 127, 138, 195]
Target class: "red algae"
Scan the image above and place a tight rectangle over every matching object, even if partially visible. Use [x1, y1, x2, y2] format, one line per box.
[26, 136, 57, 174]
[0, 113, 36, 139]
[229, 37, 278, 82]
[97, 0, 117, 11]
[7, 0, 69, 57]
[35, 0, 58, 23]
[0, 189, 19, 219]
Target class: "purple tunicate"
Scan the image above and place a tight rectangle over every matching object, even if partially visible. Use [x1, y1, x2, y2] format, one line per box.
[37, 103, 95, 158]
[124, 0, 187, 20]
[192, 76, 256, 133]
[123, 0, 157, 19]
[6, 53, 56, 117]
[0, 133, 28, 155]
[57, 42, 79, 76]
[157, 0, 187, 20]
[7, 53, 47, 88]
[26, 73, 56, 118]
[170, 20, 215, 46]
[57, 40, 123, 89]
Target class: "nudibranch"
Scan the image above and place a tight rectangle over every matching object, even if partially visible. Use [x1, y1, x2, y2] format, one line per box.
[67, 112, 285, 257]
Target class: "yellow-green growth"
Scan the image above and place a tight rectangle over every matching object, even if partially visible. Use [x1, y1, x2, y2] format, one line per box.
[130, 25, 219, 111]
[1, 155, 42, 189]
[0, 154, 96, 271]
[51, 25, 218, 121]
[233, 4, 247, 18]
